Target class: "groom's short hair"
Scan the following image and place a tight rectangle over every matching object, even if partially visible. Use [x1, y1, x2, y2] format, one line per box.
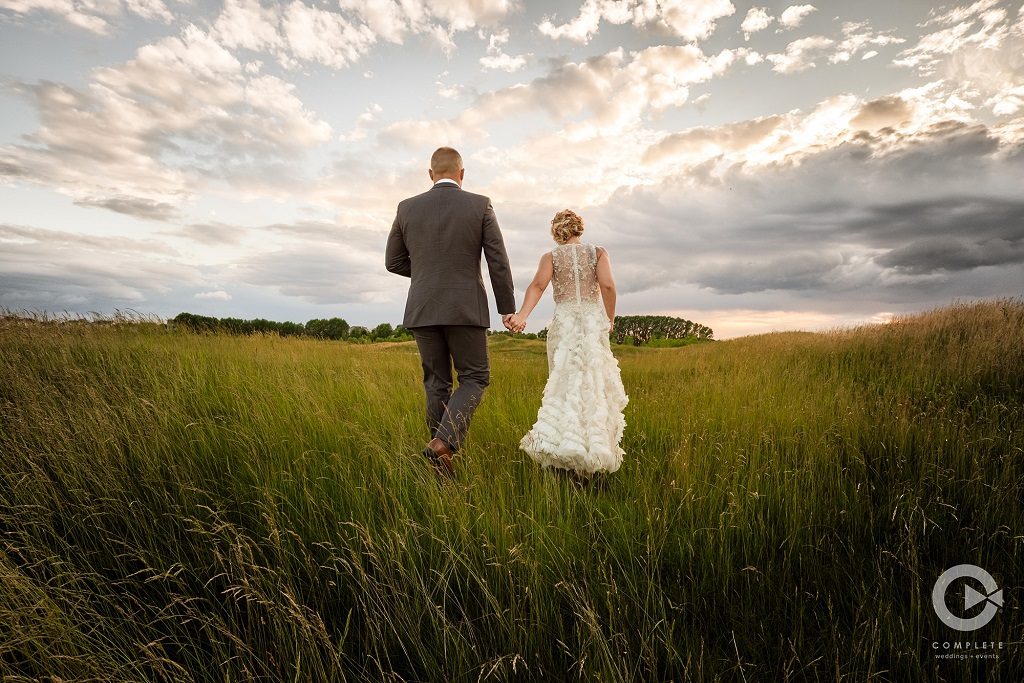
[431, 147, 463, 175]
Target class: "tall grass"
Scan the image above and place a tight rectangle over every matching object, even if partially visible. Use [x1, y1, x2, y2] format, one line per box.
[1, 297, 1022, 681]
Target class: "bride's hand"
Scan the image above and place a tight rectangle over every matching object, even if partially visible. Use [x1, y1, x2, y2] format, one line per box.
[608, 318, 614, 333]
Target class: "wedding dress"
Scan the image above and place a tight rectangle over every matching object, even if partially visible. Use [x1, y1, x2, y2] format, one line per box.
[519, 242, 628, 475]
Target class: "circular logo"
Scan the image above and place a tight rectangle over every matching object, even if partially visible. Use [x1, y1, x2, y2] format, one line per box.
[932, 564, 1003, 632]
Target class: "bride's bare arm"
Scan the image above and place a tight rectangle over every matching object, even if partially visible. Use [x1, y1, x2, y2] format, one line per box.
[596, 246, 616, 326]
[515, 252, 553, 326]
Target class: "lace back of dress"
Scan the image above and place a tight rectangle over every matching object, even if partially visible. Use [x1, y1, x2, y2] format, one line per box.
[551, 243, 600, 305]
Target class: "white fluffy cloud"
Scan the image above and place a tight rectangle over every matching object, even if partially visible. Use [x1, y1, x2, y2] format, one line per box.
[740, 6, 771, 40]
[763, 20, 904, 73]
[765, 35, 833, 73]
[212, 0, 376, 69]
[210, 0, 515, 69]
[194, 289, 232, 300]
[479, 28, 528, 71]
[539, 0, 735, 44]
[384, 42, 752, 148]
[829, 20, 905, 64]
[0, 23, 331, 217]
[0, 0, 174, 33]
[893, 1, 1024, 118]
[894, 0, 1011, 75]
[778, 4, 816, 29]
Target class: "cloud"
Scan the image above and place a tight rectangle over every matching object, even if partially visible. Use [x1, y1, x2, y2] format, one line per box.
[170, 221, 248, 246]
[72, 195, 181, 221]
[479, 28, 528, 71]
[231, 245, 393, 305]
[383, 42, 751, 147]
[828, 20, 906, 64]
[690, 250, 847, 295]
[279, 2, 377, 69]
[0, 23, 331, 218]
[849, 94, 914, 130]
[921, 0, 1003, 29]
[337, 103, 382, 142]
[538, 0, 735, 44]
[194, 289, 232, 300]
[210, 0, 516, 70]
[641, 114, 787, 165]
[4, 0, 1021, 327]
[0, 215, 403, 312]
[778, 4, 816, 29]
[584, 118, 1024, 302]
[764, 18, 904, 72]
[428, 0, 515, 32]
[874, 235, 1024, 273]
[892, 3, 1024, 118]
[765, 35, 834, 73]
[229, 221, 396, 304]
[894, 0, 1010, 75]
[0, 222, 200, 309]
[641, 80, 997, 174]
[0, 0, 174, 34]
[740, 7, 771, 40]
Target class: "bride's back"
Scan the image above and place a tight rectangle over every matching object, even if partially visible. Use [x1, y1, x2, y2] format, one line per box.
[550, 242, 601, 305]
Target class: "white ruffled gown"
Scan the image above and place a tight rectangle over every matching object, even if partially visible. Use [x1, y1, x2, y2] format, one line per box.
[519, 242, 629, 475]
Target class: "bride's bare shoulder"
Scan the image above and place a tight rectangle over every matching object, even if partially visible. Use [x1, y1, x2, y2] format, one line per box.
[595, 245, 609, 259]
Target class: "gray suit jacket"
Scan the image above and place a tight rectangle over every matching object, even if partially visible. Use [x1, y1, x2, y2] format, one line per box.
[385, 182, 516, 328]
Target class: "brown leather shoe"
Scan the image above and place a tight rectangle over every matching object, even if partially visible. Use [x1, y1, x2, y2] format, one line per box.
[424, 437, 455, 480]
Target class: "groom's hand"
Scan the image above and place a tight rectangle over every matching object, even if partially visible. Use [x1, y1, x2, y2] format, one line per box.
[502, 313, 525, 333]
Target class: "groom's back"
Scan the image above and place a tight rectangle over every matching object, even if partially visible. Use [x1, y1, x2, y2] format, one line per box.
[389, 183, 514, 328]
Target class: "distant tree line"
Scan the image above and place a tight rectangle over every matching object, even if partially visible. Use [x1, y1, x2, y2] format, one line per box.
[170, 312, 412, 342]
[171, 312, 713, 347]
[493, 314, 714, 347]
[610, 315, 714, 345]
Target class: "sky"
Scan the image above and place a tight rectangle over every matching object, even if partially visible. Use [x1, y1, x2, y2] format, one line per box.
[0, 0, 1022, 339]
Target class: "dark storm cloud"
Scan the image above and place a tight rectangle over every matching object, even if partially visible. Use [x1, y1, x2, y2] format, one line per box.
[876, 236, 1024, 273]
[580, 119, 1024, 301]
[688, 250, 847, 295]
[844, 195, 1024, 246]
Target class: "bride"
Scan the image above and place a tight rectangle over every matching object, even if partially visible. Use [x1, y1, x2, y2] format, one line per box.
[507, 209, 628, 483]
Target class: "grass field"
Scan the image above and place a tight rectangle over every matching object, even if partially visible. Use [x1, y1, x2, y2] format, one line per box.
[1, 297, 1022, 682]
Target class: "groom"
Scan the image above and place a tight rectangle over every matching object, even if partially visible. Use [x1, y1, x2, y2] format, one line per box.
[385, 146, 518, 480]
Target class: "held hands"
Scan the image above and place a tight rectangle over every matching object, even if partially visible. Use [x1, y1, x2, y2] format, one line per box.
[502, 313, 527, 333]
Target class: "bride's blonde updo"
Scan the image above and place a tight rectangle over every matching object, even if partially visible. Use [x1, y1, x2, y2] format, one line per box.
[551, 209, 584, 244]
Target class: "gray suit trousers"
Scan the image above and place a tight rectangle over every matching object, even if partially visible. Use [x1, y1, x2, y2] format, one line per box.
[410, 325, 490, 453]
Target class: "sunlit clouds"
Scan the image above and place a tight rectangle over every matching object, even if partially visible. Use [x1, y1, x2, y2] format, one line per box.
[1, 0, 1022, 338]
